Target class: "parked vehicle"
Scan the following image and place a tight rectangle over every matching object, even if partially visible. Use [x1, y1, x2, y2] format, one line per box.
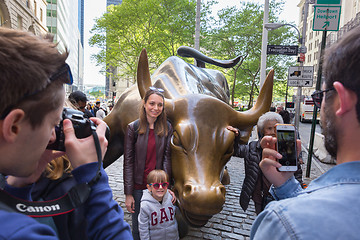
[300, 99, 320, 122]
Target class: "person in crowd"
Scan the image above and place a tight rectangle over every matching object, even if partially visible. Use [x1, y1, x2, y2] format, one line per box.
[138, 169, 179, 240]
[0, 27, 131, 239]
[278, 109, 290, 124]
[227, 112, 303, 215]
[87, 102, 94, 116]
[275, 105, 284, 113]
[124, 87, 174, 240]
[96, 103, 108, 120]
[108, 104, 114, 113]
[68, 90, 94, 118]
[93, 101, 101, 116]
[250, 26, 360, 239]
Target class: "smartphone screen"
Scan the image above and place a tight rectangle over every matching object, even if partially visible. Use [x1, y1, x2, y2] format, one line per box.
[276, 127, 297, 171]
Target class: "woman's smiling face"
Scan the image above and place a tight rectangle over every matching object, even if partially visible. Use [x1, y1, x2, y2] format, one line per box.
[144, 93, 164, 120]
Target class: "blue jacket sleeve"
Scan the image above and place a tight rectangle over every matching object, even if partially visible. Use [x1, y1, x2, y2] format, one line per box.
[269, 176, 303, 200]
[72, 162, 132, 239]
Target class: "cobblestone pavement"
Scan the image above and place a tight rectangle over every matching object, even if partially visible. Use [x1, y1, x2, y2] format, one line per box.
[105, 149, 333, 240]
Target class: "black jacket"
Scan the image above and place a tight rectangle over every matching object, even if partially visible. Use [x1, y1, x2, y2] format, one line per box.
[234, 139, 303, 211]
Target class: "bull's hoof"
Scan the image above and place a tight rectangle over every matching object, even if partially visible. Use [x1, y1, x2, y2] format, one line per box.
[221, 167, 230, 185]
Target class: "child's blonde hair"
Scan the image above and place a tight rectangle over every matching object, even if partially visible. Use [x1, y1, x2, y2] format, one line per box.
[147, 169, 168, 184]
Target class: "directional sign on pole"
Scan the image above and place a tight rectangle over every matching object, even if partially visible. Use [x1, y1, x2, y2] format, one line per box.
[313, 6, 341, 31]
[267, 45, 298, 56]
[315, 0, 341, 5]
[288, 66, 314, 87]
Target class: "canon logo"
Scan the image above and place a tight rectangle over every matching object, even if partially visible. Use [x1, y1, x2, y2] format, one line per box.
[16, 203, 60, 213]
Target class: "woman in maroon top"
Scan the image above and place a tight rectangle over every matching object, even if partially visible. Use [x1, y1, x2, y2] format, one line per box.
[123, 87, 174, 240]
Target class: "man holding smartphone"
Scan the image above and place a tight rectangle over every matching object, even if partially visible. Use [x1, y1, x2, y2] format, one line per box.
[250, 27, 360, 239]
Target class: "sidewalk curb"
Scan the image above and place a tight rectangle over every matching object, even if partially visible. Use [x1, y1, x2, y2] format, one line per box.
[301, 144, 326, 174]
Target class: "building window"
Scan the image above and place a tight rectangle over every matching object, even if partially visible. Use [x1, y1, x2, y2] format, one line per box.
[40, 8, 43, 21]
[34, 1, 37, 17]
[0, 8, 4, 26]
[47, 10, 57, 17]
[17, 15, 23, 29]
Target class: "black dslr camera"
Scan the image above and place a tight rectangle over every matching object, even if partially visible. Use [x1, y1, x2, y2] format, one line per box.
[47, 108, 106, 152]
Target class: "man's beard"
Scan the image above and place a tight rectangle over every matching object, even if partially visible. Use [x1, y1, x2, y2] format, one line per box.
[322, 105, 338, 158]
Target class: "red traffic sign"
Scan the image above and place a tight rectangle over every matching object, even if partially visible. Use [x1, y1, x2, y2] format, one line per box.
[299, 53, 305, 62]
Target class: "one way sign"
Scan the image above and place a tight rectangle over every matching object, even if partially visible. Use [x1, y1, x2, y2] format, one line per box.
[288, 66, 314, 87]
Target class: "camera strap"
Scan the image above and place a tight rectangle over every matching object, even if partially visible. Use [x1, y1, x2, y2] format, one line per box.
[0, 128, 103, 217]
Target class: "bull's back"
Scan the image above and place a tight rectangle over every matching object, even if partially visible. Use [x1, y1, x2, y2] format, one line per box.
[151, 56, 230, 103]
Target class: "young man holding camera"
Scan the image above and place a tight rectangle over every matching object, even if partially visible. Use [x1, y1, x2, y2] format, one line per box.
[0, 28, 131, 239]
[250, 27, 360, 239]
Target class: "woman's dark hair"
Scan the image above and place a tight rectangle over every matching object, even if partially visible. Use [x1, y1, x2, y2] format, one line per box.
[279, 110, 290, 124]
[138, 88, 168, 136]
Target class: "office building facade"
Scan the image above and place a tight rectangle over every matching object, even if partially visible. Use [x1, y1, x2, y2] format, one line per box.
[46, 0, 84, 92]
[0, 0, 47, 34]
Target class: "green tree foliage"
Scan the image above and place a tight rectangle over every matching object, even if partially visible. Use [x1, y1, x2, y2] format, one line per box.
[90, 0, 298, 105]
[89, 0, 199, 82]
[201, 0, 297, 108]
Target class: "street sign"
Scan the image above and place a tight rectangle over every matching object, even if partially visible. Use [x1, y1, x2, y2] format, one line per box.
[288, 66, 314, 87]
[299, 53, 305, 62]
[267, 45, 298, 56]
[315, 0, 341, 5]
[313, 6, 341, 31]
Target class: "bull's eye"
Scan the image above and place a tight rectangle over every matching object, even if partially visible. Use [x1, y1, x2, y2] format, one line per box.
[171, 132, 182, 147]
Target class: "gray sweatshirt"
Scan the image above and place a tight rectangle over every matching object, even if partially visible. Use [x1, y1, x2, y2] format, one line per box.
[138, 190, 179, 240]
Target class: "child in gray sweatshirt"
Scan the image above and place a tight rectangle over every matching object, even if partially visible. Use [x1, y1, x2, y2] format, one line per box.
[138, 170, 179, 240]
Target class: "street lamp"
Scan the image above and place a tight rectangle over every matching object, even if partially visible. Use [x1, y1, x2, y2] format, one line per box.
[264, 23, 302, 44]
[264, 22, 304, 130]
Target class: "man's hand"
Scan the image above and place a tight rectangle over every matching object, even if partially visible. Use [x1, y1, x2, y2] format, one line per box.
[63, 117, 108, 169]
[125, 194, 135, 213]
[259, 136, 301, 187]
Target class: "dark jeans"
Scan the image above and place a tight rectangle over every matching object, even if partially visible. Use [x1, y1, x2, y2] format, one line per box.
[132, 189, 143, 240]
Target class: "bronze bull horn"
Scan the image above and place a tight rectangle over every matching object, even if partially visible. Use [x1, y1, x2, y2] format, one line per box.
[228, 69, 274, 128]
[137, 48, 152, 99]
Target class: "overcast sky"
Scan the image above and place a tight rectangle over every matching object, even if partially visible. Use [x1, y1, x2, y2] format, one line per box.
[83, 0, 300, 86]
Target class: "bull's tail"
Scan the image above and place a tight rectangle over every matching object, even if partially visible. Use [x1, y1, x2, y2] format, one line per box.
[177, 46, 241, 68]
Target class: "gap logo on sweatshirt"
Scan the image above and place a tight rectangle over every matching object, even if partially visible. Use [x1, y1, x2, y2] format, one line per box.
[151, 207, 175, 226]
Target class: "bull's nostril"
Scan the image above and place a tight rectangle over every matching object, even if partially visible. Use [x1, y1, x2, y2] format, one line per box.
[218, 186, 226, 196]
[183, 184, 192, 196]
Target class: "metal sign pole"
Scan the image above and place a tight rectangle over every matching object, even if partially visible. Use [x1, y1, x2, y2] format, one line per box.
[306, 30, 327, 178]
[295, 1, 309, 130]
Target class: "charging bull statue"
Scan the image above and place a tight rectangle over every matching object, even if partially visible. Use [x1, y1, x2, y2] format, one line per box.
[103, 47, 274, 227]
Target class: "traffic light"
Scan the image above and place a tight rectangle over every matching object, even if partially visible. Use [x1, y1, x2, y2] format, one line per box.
[286, 102, 295, 109]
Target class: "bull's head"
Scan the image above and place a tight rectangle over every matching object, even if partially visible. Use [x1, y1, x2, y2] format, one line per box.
[137, 49, 274, 226]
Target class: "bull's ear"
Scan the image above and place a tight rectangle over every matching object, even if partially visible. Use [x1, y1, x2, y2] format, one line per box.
[228, 69, 274, 128]
[137, 48, 152, 99]
[164, 98, 175, 121]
